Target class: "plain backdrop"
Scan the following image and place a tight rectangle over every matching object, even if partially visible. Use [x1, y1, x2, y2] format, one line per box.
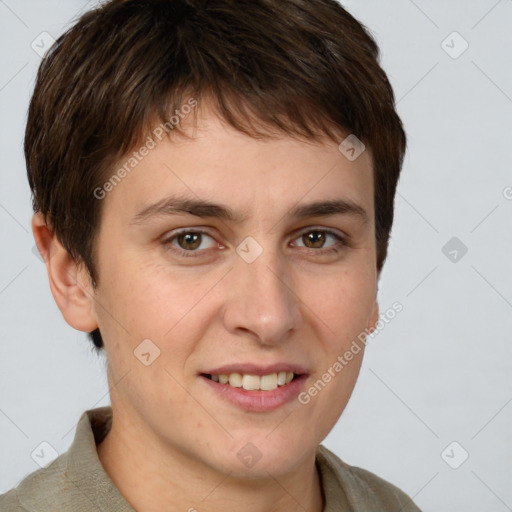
[1, 1, 511, 511]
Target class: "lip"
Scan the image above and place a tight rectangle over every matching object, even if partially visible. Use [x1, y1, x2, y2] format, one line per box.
[202, 362, 309, 376]
[199, 373, 309, 413]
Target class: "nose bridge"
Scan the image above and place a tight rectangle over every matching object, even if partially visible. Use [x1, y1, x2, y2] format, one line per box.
[223, 236, 301, 343]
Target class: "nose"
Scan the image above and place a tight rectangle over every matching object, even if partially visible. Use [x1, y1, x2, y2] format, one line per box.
[221, 240, 302, 346]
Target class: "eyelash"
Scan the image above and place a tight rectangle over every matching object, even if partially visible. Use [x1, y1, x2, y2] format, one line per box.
[161, 228, 347, 259]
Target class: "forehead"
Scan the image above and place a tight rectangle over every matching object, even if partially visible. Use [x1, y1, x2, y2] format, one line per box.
[100, 106, 375, 227]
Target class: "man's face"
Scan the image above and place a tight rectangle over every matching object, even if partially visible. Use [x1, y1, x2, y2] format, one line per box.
[89, 105, 379, 477]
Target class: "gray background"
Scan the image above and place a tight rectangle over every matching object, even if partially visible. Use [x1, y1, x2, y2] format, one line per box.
[1, 1, 511, 510]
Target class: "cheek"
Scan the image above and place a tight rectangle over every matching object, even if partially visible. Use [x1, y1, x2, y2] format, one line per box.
[97, 259, 191, 335]
[301, 271, 373, 432]
[96, 260, 225, 375]
[299, 348, 365, 443]
[306, 270, 376, 343]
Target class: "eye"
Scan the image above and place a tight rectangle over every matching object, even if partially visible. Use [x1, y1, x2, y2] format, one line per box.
[161, 229, 218, 257]
[292, 229, 346, 254]
[161, 227, 347, 259]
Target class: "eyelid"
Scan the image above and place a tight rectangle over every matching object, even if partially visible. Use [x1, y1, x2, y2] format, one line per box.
[290, 227, 348, 251]
[161, 228, 219, 253]
[161, 225, 348, 257]
[163, 225, 347, 241]
[290, 225, 347, 241]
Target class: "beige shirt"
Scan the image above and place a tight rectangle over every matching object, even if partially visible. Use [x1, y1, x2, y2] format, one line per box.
[0, 406, 422, 511]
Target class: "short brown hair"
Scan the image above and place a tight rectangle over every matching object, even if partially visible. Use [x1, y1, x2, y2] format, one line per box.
[25, 0, 407, 352]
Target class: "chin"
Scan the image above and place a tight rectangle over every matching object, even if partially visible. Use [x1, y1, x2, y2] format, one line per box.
[215, 435, 312, 479]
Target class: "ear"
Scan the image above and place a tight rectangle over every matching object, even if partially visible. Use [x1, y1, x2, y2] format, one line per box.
[32, 212, 98, 332]
[366, 299, 379, 335]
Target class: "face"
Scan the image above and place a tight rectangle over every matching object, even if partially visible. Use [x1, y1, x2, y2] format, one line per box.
[86, 104, 379, 478]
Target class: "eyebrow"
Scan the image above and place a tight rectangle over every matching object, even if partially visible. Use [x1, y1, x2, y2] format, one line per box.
[130, 195, 369, 226]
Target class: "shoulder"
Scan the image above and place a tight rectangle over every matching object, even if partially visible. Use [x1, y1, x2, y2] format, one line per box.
[316, 444, 422, 511]
[0, 451, 70, 512]
[0, 488, 26, 511]
[0, 407, 133, 512]
[0, 407, 109, 512]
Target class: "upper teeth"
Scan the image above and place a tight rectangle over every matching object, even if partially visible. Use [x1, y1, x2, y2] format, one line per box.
[210, 371, 294, 391]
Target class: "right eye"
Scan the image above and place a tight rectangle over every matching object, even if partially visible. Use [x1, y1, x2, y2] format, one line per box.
[161, 229, 219, 258]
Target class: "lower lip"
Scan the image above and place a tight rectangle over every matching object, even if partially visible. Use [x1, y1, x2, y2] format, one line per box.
[200, 374, 308, 412]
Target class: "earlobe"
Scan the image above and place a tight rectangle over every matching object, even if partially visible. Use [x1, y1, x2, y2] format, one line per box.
[32, 212, 99, 332]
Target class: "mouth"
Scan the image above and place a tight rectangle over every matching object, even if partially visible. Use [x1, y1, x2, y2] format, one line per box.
[199, 363, 309, 411]
[200, 370, 308, 412]
[200, 371, 301, 391]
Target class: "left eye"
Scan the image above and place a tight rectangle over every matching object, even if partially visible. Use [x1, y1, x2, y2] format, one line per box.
[292, 230, 344, 250]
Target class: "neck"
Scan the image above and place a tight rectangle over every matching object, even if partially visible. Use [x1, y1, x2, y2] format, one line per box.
[96, 407, 324, 512]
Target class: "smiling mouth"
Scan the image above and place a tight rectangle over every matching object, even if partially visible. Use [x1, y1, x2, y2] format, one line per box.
[201, 371, 300, 391]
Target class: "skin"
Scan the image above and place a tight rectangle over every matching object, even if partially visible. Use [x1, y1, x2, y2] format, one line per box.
[32, 102, 379, 512]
